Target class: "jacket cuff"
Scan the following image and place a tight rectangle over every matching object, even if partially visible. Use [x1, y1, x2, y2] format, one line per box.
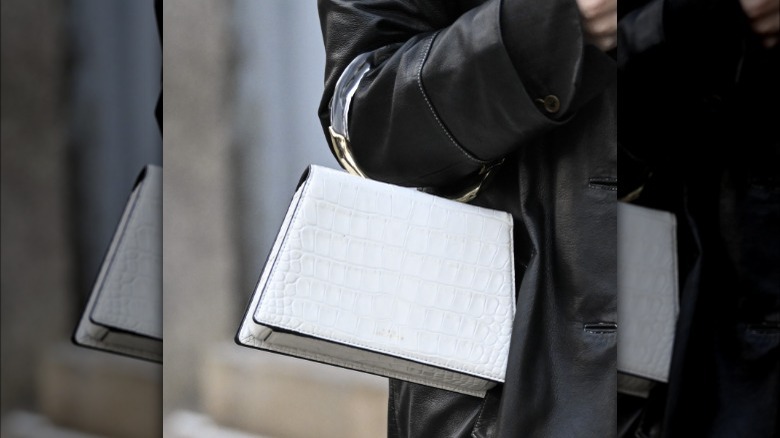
[500, 0, 586, 112]
[421, 0, 588, 162]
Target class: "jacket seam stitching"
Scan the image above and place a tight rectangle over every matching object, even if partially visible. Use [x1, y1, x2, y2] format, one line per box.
[471, 394, 490, 438]
[416, 32, 489, 166]
[389, 380, 400, 438]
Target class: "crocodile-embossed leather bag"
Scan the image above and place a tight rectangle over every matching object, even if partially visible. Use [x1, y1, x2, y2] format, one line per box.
[73, 165, 162, 363]
[236, 165, 515, 397]
[617, 202, 679, 396]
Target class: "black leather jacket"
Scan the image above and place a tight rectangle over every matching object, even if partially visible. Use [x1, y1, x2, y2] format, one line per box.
[318, 1, 617, 436]
[619, 0, 779, 436]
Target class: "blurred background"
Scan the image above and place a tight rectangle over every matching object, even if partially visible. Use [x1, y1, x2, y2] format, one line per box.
[2, 0, 161, 437]
[3, 0, 388, 435]
[162, 1, 387, 437]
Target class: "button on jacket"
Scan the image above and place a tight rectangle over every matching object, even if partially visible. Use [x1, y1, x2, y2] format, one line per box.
[318, 1, 617, 436]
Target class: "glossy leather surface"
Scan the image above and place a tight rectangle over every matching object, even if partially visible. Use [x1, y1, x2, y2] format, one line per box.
[619, 0, 780, 436]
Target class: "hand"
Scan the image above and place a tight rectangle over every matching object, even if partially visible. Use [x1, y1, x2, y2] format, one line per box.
[740, 0, 779, 47]
[576, 0, 617, 51]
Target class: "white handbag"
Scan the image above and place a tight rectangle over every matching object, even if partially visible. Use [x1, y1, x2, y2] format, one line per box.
[617, 202, 679, 393]
[236, 165, 515, 397]
[73, 165, 162, 362]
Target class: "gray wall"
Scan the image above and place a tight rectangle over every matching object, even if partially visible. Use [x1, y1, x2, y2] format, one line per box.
[163, 0, 236, 414]
[1, 0, 72, 413]
[163, 0, 339, 415]
[1, 0, 161, 426]
[69, 0, 162, 301]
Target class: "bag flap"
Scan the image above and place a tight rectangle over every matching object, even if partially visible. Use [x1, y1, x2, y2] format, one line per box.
[250, 165, 515, 382]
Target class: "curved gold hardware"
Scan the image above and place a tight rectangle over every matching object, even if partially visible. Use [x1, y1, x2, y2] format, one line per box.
[328, 126, 499, 203]
[328, 127, 366, 178]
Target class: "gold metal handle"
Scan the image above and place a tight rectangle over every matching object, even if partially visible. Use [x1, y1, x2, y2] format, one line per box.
[328, 126, 500, 203]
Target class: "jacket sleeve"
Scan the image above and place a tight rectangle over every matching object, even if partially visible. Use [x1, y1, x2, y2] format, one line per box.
[618, 0, 746, 68]
[318, 0, 614, 188]
[617, 0, 748, 170]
